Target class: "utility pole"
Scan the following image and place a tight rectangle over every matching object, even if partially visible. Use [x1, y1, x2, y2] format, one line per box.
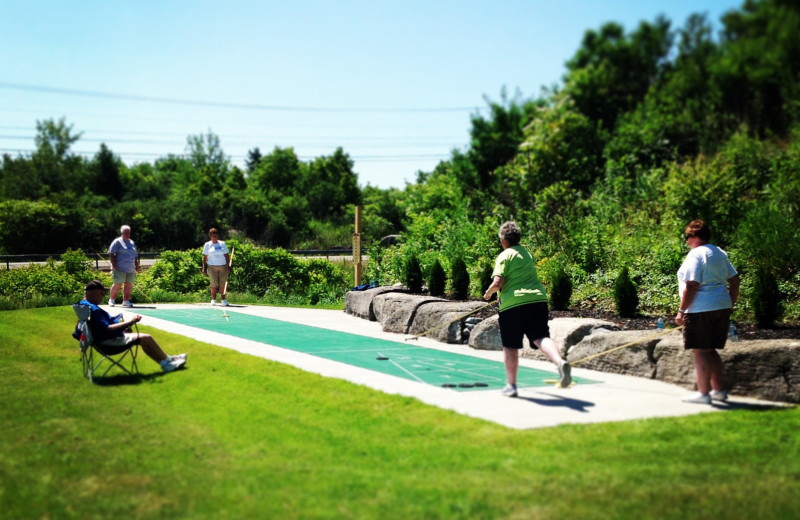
[353, 206, 362, 285]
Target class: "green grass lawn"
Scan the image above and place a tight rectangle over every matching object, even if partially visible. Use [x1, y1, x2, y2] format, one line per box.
[1, 307, 799, 520]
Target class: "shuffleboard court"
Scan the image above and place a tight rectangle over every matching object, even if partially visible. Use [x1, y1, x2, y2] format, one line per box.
[133, 307, 597, 391]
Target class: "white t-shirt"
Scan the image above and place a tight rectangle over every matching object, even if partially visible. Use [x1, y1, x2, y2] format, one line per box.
[202, 240, 229, 266]
[677, 244, 738, 313]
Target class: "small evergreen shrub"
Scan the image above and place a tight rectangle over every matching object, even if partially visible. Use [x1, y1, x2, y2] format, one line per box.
[404, 255, 423, 293]
[613, 266, 639, 318]
[428, 258, 446, 297]
[451, 258, 470, 300]
[549, 265, 573, 310]
[752, 267, 782, 328]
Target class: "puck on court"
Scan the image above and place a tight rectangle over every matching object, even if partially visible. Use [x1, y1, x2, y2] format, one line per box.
[376, 356, 390, 360]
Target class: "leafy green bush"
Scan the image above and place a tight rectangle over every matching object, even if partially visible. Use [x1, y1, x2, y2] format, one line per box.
[450, 258, 470, 300]
[478, 264, 494, 301]
[428, 258, 446, 297]
[613, 266, 639, 318]
[144, 250, 206, 295]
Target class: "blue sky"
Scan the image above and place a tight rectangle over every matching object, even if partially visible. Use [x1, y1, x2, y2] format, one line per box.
[1, 0, 743, 189]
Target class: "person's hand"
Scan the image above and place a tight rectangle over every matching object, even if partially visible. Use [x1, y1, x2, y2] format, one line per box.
[675, 312, 685, 326]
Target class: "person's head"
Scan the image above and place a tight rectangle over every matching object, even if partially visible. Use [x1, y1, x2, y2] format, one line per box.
[209, 227, 219, 242]
[498, 221, 522, 247]
[684, 219, 711, 245]
[84, 279, 109, 304]
[120, 225, 131, 238]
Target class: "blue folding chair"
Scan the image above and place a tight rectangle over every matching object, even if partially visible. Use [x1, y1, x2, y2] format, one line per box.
[73, 303, 140, 382]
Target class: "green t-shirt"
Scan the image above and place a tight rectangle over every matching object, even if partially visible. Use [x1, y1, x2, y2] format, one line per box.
[491, 245, 548, 311]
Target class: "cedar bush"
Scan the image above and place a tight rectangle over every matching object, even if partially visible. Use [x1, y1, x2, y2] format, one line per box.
[451, 258, 470, 300]
[428, 258, 446, 297]
[751, 267, 782, 328]
[404, 254, 423, 293]
[613, 266, 639, 318]
[549, 265, 573, 310]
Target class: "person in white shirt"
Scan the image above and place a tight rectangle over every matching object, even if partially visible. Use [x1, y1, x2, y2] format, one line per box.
[201, 228, 231, 306]
[675, 220, 740, 404]
[108, 225, 140, 308]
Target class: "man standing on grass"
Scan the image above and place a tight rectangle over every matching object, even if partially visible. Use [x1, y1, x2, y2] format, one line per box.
[108, 225, 139, 308]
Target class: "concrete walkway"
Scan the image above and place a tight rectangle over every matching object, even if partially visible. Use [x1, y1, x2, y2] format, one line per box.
[128, 303, 789, 430]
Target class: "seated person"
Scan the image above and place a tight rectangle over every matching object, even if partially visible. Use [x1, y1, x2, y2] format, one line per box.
[77, 280, 187, 373]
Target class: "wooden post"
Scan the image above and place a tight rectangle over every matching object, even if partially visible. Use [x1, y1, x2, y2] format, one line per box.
[353, 206, 362, 285]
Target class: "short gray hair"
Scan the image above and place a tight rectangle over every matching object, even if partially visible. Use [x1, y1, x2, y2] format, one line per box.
[498, 221, 521, 246]
[120, 225, 131, 234]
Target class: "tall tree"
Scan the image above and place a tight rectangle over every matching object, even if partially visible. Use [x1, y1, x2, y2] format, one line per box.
[89, 143, 124, 201]
[564, 17, 673, 130]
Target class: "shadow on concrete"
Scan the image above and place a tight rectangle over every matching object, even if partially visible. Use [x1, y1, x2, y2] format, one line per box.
[518, 392, 596, 413]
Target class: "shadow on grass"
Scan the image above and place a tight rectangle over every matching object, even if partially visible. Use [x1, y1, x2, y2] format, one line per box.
[712, 399, 796, 412]
[90, 367, 188, 386]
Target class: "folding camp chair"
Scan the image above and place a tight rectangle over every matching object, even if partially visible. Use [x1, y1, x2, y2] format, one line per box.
[73, 303, 140, 382]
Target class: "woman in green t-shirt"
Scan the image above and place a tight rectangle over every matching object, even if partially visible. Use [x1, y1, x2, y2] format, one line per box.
[483, 221, 572, 397]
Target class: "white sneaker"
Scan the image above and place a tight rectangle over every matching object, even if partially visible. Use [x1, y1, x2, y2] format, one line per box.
[122, 301, 133, 308]
[169, 353, 187, 362]
[160, 358, 178, 372]
[558, 361, 572, 388]
[501, 384, 518, 398]
[109, 299, 116, 307]
[221, 299, 230, 306]
[682, 392, 711, 404]
[210, 299, 216, 306]
[710, 389, 728, 402]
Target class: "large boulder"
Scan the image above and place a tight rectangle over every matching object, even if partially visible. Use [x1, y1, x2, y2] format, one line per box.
[373, 292, 447, 334]
[566, 330, 670, 378]
[468, 315, 619, 356]
[407, 301, 490, 343]
[345, 286, 405, 321]
[570, 330, 800, 403]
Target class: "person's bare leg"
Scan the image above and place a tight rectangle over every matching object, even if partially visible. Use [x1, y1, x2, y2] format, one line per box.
[503, 347, 519, 386]
[535, 337, 564, 366]
[136, 333, 168, 363]
[123, 282, 133, 302]
[692, 350, 713, 394]
[708, 350, 725, 391]
[109, 284, 122, 302]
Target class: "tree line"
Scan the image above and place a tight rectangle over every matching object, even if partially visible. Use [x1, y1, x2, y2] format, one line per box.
[1, 0, 798, 322]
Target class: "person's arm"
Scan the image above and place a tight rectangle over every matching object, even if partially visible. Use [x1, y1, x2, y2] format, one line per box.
[675, 281, 700, 325]
[728, 274, 740, 307]
[107, 314, 143, 331]
[109, 253, 117, 271]
[201, 254, 208, 275]
[224, 253, 231, 270]
[483, 276, 504, 300]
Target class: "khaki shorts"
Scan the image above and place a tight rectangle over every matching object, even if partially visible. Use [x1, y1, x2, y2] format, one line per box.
[112, 270, 136, 285]
[208, 265, 229, 288]
[98, 333, 141, 355]
[683, 309, 732, 350]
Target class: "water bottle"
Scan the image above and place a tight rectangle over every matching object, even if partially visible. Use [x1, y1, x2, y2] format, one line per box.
[729, 322, 739, 342]
[657, 317, 665, 331]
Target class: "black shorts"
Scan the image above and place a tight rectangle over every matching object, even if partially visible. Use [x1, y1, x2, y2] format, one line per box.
[683, 309, 731, 350]
[498, 301, 550, 350]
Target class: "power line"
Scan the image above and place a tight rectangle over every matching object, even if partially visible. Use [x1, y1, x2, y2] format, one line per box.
[0, 81, 481, 114]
